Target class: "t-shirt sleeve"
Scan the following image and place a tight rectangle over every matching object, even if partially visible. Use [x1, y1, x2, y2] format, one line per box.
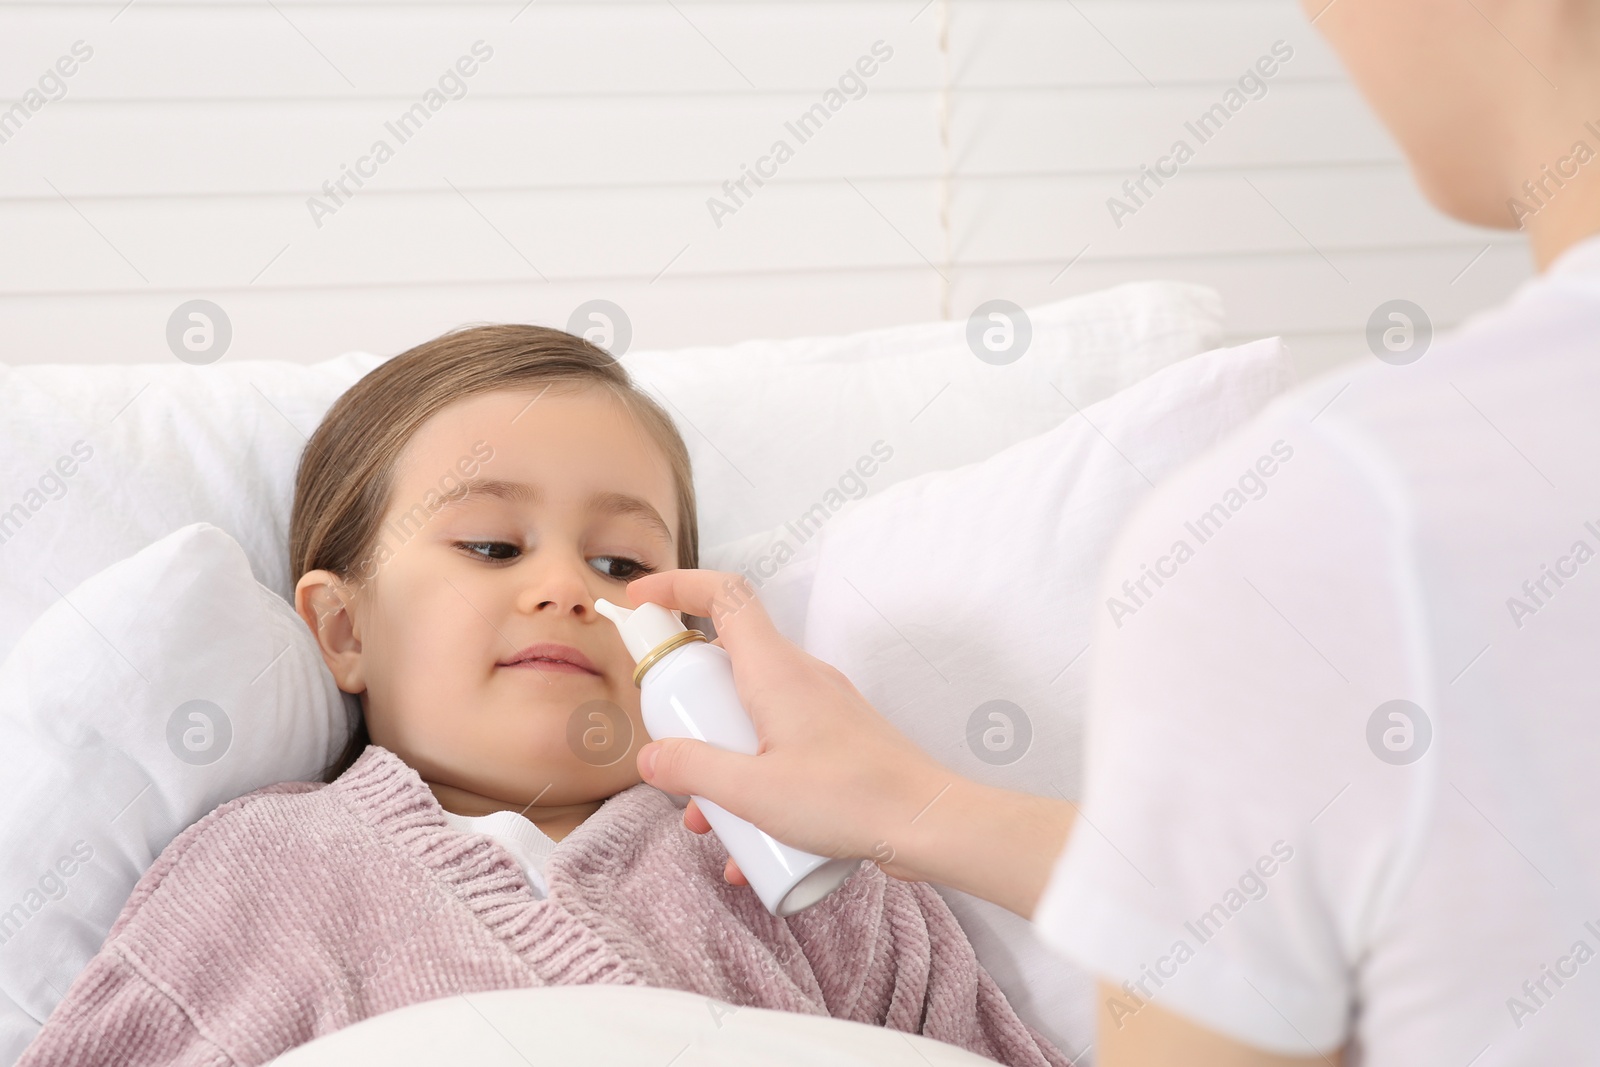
[17, 949, 230, 1067]
[1032, 408, 1434, 1057]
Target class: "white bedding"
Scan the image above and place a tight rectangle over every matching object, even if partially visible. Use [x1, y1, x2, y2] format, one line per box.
[267, 986, 1005, 1066]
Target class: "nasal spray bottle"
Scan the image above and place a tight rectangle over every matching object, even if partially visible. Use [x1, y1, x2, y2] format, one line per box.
[594, 597, 860, 916]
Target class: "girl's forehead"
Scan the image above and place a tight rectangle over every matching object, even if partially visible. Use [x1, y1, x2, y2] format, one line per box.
[403, 387, 627, 459]
[394, 387, 677, 516]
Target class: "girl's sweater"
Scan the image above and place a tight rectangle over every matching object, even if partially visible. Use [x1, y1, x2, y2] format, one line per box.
[18, 745, 1068, 1067]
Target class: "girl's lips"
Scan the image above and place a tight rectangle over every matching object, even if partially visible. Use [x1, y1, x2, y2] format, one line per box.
[497, 641, 602, 675]
[501, 658, 598, 677]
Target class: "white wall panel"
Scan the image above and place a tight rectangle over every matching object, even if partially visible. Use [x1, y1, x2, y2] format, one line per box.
[4, 179, 945, 295]
[1, 5, 942, 98]
[0, 96, 942, 196]
[5, 269, 948, 365]
[0, 0, 1531, 371]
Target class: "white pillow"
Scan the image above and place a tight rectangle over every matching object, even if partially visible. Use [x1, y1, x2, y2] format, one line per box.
[630, 281, 1223, 548]
[792, 338, 1297, 1056]
[0, 281, 1221, 665]
[0, 352, 384, 666]
[0, 523, 349, 1066]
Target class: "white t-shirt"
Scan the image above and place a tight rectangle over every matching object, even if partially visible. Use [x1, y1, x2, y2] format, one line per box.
[1034, 234, 1600, 1066]
[440, 808, 557, 899]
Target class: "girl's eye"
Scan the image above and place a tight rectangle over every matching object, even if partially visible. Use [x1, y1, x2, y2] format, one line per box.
[455, 542, 655, 581]
[456, 541, 520, 563]
[591, 555, 657, 582]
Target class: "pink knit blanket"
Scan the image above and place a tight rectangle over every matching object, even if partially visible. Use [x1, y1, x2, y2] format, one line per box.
[18, 745, 1067, 1067]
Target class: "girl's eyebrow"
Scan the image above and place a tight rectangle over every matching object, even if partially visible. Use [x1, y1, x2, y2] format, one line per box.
[439, 478, 672, 545]
[589, 489, 674, 546]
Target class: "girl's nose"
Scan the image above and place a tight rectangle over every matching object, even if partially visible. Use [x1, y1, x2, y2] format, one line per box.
[514, 555, 596, 617]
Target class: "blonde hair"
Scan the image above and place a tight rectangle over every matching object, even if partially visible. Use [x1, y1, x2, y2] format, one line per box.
[289, 324, 698, 782]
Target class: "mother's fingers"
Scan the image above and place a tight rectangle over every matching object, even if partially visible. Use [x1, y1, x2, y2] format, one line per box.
[682, 797, 712, 835]
[624, 569, 778, 652]
[684, 802, 745, 883]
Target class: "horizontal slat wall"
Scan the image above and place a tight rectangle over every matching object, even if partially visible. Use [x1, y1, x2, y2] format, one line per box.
[1, 0, 1529, 370]
[943, 0, 1528, 373]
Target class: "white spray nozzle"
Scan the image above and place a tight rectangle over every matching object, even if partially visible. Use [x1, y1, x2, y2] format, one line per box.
[594, 598, 688, 665]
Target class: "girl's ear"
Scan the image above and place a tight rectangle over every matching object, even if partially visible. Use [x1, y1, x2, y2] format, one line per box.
[294, 569, 367, 694]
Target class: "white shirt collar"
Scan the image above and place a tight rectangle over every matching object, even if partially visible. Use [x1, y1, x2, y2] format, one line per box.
[1543, 229, 1600, 278]
[440, 807, 558, 860]
[439, 807, 558, 899]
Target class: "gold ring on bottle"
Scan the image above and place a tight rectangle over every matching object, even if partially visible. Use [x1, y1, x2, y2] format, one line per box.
[632, 630, 709, 688]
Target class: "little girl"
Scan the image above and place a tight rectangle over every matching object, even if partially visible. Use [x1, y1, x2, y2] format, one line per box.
[18, 325, 1067, 1067]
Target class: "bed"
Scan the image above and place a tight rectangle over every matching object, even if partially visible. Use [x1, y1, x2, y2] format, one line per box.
[0, 285, 1311, 1065]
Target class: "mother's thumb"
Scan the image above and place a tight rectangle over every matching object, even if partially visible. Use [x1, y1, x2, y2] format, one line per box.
[637, 737, 749, 803]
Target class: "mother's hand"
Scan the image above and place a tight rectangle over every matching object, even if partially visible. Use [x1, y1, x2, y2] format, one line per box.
[623, 568, 947, 884]
[624, 569, 1073, 919]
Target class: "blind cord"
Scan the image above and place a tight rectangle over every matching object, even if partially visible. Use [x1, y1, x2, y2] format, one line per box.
[935, 0, 954, 320]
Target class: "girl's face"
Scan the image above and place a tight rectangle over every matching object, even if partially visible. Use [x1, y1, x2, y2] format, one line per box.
[303, 384, 681, 816]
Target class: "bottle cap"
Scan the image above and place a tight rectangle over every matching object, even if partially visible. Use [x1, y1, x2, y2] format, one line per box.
[593, 599, 684, 661]
[594, 599, 707, 686]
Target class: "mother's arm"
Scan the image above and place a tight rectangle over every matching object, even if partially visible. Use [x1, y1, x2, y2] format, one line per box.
[1097, 986, 1343, 1067]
